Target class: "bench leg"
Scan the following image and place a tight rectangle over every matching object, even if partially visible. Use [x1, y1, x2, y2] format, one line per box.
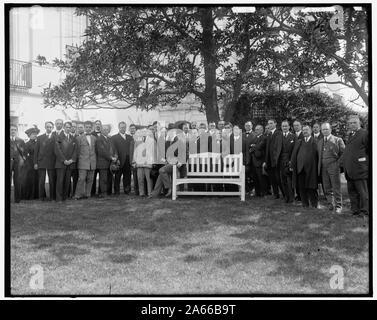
[172, 165, 177, 200]
[241, 165, 245, 201]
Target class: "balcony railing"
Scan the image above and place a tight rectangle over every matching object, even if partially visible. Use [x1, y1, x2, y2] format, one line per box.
[10, 59, 32, 89]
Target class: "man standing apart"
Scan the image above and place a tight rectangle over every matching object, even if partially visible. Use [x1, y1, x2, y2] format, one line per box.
[111, 122, 133, 195]
[34, 121, 56, 201]
[342, 115, 369, 216]
[318, 123, 345, 214]
[74, 121, 97, 199]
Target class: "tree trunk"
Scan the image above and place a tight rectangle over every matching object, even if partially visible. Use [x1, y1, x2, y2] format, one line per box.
[199, 8, 219, 123]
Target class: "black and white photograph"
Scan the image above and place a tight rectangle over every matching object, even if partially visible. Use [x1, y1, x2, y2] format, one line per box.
[4, 2, 372, 298]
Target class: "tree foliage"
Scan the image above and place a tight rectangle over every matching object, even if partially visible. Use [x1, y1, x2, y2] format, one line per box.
[41, 5, 369, 123]
[231, 90, 365, 140]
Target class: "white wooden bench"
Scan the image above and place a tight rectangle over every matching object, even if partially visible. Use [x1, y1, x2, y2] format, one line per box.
[172, 153, 245, 201]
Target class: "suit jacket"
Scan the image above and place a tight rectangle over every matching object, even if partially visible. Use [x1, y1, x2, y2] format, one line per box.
[229, 134, 242, 155]
[111, 133, 133, 167]
[250, 134, 267, 168]
[295, 131, 304, 141]
[291, 137, 318, 189]
[312, 132, 324, 145]
[317, 134, 345, 174]
[342, 128, 368, 180]
[76, 134, 97, 170]
[10, 137, 26, 164]
[265, 129, 283, 168]
[242, 131, 255, 165]
[54, 132, 77, 168]
[96, 134, 116, 169]
[280, 132, 296, 168]
[34, 133, 56, 169]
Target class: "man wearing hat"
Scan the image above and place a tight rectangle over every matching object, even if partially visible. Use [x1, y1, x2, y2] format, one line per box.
[34, 121, 56, 201]
[22, 126, 40, 200]
[10, 124, 26, 203]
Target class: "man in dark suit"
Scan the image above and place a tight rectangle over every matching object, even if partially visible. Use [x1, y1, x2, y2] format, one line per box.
[111, 121, 133, 195]
[10, 124, 26, 203]
[91, 120, 102, 196]
[318, 122, 345, 214]
[293, 120, 304, 141]
[312, 122, 323, 145]
[242, 121, 255, 193]
[264, 119, 283, 199]
[279, 120, 296, 203]
[291, 125, 319, 208]
[54, 122, 77, 202]
[342, 115, 369, 216]
[249, 125, 267, 197]
[34, 121, 56, 201]
[96, 125, 117, 198]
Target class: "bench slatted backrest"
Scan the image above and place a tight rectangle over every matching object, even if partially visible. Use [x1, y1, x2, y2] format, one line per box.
[187, 153, 243, 176]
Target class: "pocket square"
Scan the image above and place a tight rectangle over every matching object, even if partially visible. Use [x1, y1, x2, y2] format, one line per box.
[358, 157, 366, 162]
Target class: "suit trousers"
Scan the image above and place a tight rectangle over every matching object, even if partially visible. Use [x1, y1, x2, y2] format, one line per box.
[321, 162, 342, 209]
[137, 167, 152, 196]
[347, 178, 368, 215]
[91, 169, 100, 196]
[297, 171, 318, 208]
[132, 167, 139, 195]
[68, 168, 78, 198]
[251, 166, 267, 196]
[268, 166, 283, 197]
[106, 169, 113, 195]
[75, 169, 95, 198]
[38, 168, 56, 200]
[280, 166, 294, 202]
[114, 162, 131, 194]
[56, 166, 72, 201]
[11, 160, 22, 203]
[98, 169, 111, 196]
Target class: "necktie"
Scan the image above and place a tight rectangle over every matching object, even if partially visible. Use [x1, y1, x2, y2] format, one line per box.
[324, 137, 327, 143]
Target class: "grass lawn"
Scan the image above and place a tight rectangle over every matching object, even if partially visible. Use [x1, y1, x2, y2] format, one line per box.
[10, 185, 369, 295]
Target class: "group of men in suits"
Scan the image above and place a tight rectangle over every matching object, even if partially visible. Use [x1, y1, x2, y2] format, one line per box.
[10, 119, 134, 203]
[10, 115, 369, 217]
[252, 115, 368, 216]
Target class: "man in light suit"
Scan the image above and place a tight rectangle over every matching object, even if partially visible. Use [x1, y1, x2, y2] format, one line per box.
[74, 121, 97, 199]
[342, 115, 369, 216]
[318, 122, 345, 214]
[34, 121, 56, 201]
